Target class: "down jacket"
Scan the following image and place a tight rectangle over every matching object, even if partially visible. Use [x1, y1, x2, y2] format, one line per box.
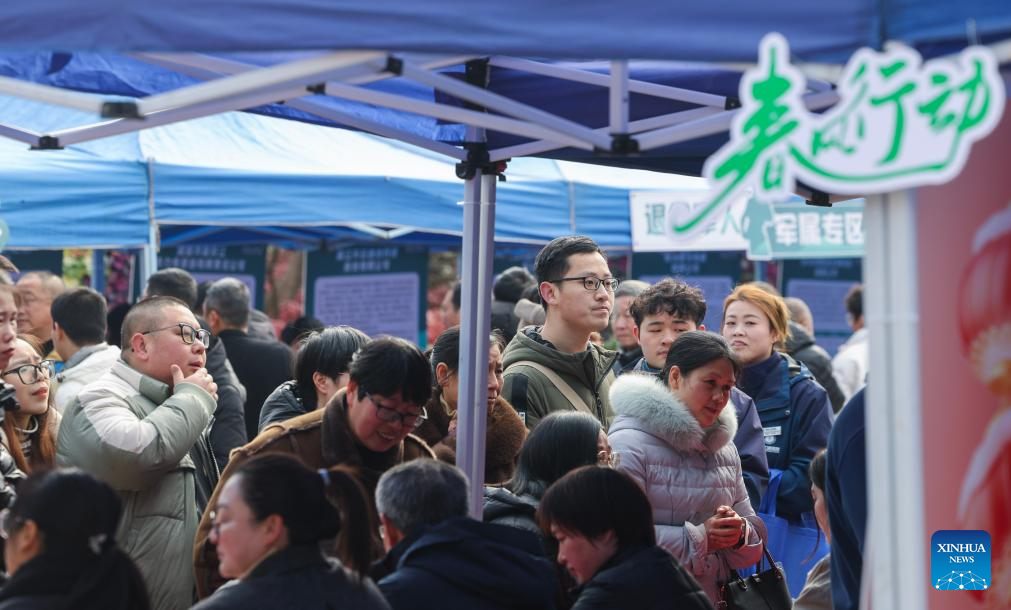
[608, 373, 765, 603]
[56, 359, 216, 610]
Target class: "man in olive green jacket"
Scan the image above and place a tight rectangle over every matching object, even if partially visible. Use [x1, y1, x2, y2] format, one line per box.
[502, 236, 618, 429]
[57, 296, 219, 610]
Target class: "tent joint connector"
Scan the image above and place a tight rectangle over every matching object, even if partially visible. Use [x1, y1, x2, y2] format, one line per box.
[307, 83, 326, 94]
[102, 101, 141, 119]
[805, 190, 833, 207]
[31, 136, 63, 151]
[456, 143, 507, 181]
[598, 134, 639, 155]
[724, 96, 742, 110]
[385, 56, 404, 76]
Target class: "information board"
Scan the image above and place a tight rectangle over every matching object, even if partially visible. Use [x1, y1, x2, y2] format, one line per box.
[306, 245, 428, 345]
[632, 251, 744, 331]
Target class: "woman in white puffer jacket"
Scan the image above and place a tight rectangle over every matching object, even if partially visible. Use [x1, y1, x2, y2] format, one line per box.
[608, 331, 765, 604]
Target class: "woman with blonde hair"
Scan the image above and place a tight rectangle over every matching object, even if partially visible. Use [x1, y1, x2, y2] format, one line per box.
[721, 284, 833, 520]
[0, 334, 59, 472]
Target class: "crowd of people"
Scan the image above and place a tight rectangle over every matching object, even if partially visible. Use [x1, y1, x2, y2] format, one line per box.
[0, 235, 869, 610]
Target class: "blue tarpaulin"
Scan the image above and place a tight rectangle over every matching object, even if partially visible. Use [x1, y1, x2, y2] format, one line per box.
[0, 95, 705, 250]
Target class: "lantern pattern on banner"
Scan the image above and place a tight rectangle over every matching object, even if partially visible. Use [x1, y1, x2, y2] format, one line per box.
[956, 205, 1011, 609]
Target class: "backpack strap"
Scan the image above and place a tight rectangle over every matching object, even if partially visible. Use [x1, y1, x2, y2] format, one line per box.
[511, 360, 594, 416]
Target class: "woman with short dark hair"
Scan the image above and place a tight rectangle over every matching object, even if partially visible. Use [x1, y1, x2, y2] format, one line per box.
[0, 469, 150, 610]
[192, 453, 389, 610]
[258, 326, 370, 431]
[537, 466, 712, 610]
[609, 331, 764, 604]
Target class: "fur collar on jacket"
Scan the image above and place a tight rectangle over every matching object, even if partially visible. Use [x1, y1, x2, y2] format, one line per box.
[609, 373, 737, 453]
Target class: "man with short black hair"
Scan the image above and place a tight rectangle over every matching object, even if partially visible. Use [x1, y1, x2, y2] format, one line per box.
[16, 271, 65, 360]
[502, 236, 618, 429]
[833, 285, 868, 403]
[204, 278, 293, 440]
[626, 278, 770, 509]
[50, 288, 120, 412]
[193, 336, 436, 599]
[57, 296, 218, 610]
[375, 460, 555, 610]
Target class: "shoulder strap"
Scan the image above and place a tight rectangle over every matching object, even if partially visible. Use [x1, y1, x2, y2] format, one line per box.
[511, 360, 594, 415]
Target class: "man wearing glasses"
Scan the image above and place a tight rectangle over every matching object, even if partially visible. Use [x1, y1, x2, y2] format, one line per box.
[56, 296, 219, 610]
[193, 336, 435, 600]
[502, 235, 619, 429]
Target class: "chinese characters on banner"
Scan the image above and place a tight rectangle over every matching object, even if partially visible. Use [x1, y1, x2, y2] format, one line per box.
[678, 32, 1005, 239]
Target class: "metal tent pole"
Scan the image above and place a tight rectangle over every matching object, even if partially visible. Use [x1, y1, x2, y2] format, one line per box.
[863, 191, 926, 610]
[139, 159, 158, 292]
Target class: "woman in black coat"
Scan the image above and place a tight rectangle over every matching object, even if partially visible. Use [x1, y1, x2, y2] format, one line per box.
[538, 466, 714, 610]
[0, 469, 150, 610]
[192, 453, 389, 610]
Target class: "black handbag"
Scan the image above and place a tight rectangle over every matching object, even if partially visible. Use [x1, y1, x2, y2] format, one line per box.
[716, 544, 793, 610]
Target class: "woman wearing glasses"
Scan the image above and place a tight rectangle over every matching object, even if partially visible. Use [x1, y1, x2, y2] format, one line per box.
[0, 335, 59, 473]
[608, 331, 764, 605]
[192, 454, 388, 610]
[0, 468, 150, 610]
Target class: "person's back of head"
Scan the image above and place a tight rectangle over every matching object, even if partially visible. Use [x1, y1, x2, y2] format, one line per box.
[784, 296, 814, 335]
[348, 336, 432, 407]
[281, 315, 326, 348]
[51, 288, 108, 350]
[2, 468, 150, 610]
[845, 284, 864, 330]
[510, 411, 602, 500]
[145, 268, 198, 311]
[203, 278, 251, 331]
[375, 460, 469, 541]
[494, 266, 536, 303]
[295, 326, 371, 408]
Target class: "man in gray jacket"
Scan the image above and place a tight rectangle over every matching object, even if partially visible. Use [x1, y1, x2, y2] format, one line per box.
[57, 296, 218, 610]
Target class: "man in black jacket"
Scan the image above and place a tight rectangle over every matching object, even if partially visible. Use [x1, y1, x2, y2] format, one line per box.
[785, 296, 846, 412]
[145, 268, 247, 468]
[375, 460, 556, 610]
[203, 277, 293, 440]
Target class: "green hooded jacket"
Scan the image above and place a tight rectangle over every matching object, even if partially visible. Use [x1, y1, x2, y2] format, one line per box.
[501, 326, 618, 429]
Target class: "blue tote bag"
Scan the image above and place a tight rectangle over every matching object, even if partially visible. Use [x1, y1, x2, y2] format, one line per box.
[751, 468, 830, 597]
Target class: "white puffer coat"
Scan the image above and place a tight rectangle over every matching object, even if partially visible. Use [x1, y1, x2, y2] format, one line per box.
[608, 373, 765, 603]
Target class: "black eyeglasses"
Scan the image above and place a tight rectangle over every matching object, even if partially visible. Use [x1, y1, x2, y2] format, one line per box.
[550, 276, 619, 292]
[366, 393, 427, 429]
[141, 323, 211, 348]
[1, 360, 55, 385]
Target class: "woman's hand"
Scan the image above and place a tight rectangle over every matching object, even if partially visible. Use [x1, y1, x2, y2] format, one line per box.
[704, 505, 746, 552]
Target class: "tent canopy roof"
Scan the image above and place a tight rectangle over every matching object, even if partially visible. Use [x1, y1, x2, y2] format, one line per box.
[1, 1, 1009, 63]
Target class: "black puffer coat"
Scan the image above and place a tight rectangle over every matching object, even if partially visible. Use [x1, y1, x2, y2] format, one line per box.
[785, 322, 846, 412]
[571, 545, 713, 610]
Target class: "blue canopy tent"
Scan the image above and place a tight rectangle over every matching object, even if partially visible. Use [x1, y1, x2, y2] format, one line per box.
[0, 93, 703, 250]
[0, 7, 1007, 608]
